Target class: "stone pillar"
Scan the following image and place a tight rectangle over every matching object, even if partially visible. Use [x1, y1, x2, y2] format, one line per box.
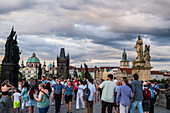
[1, 63, 19, 87]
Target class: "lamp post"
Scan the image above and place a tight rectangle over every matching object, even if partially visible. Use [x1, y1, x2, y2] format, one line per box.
[94, 66, 97, 80]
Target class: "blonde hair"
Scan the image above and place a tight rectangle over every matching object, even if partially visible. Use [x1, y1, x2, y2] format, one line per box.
[39, 83, 46, 89]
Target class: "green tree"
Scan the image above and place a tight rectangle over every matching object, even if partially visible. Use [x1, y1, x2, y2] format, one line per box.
[18, 72, 22, 82]
[161, 79, 166, 83]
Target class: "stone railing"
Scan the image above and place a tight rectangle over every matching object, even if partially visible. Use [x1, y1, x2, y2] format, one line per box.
[157, 89, 166, 106]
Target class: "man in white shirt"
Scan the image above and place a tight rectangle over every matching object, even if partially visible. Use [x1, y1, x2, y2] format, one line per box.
[85, 79, 96, 113]
[95, 74, 117, 113]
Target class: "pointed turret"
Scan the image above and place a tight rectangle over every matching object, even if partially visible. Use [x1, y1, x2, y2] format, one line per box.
[120, 48, 129, 68]
[21, 59, 24, 68]
[60, 48, 65, 59]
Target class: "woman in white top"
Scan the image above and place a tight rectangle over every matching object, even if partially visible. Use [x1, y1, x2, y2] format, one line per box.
[76, 80, 85, 110]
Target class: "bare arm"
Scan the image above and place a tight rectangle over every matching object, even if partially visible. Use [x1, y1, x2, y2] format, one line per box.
[11, 95, 14, 102]
[34, 92, 43, 102]
[27, 91, 30, 100]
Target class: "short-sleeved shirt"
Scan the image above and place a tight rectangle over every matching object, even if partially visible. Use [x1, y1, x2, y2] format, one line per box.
[65, 85, 73, 95]
[72, 81, 79, 90]
[85, 83, 96, 101]
[131, 80, 143, 101]
[13, 93, 21, 102]
[78, 85, 85, 92]
[99, 81, 117, 103]
[21, 88, 28, 101]
[42, 80, 47, 84]
[54, 83, 64, 94]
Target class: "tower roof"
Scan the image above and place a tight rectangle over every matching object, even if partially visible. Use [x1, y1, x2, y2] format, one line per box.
[60, 48, 65, 59]
[121, 48, 129, 62]
[48, 63, 53, 67]
[27, 53, 40, 63]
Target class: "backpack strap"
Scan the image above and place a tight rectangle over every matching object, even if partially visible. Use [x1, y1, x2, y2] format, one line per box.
[41, 91, 49, 99]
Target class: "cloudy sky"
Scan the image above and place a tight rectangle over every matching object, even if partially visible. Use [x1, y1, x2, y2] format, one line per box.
[0, 0, 170, 70]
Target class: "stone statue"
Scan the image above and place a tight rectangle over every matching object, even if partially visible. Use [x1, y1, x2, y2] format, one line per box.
[134, 35, 144, 61]
[2, 27, 21, 65]
[144, 44, 151, 66]
[84, 63, 90, 79]
[1, 27, 21, 87]
[73, 67, 78, 77]
[38, 64, 42, 79]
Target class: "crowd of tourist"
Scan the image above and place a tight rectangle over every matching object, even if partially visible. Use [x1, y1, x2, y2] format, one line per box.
[0, 74, 170, 113]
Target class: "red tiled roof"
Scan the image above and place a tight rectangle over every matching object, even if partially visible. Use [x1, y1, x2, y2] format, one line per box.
[100, 67, 119, 69]
[69, 66, 75, 69]
[151, 71, 164, 75]
[119, 68, 132, 74]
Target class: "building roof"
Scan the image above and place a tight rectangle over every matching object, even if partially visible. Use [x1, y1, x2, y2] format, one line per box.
[27, 53, 40, 63]
[151, 71, 164, 75]
[48, 63, 53, 67]
[119, 68, 132, 74]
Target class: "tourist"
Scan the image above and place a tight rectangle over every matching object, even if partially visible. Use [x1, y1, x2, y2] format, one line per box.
[72, 77, 79, 100]
[11, 88, 22, 113]
[85, 78, 96, 113]
[113, 77, 118, 85]
[42, 76, 47, 84]
[83, 78, 87, 85]
[21, 82, 29, 112]
[148, 83, 157, 113]
[76, 80, 85, 110]
[27, 86, 36, 113]
[142, 82, 151, 113]
[130, 74, 144, 113]
[46, 82, 52, 95]
[95, 74, 117, 113]
[151, 81, 160, 104]
[0, 80, 14, 113]
[52, 79, 64, 113]
[62, 80, 75, 113]
[165, 80, 170, 109]
[97, 79, 104, 109]
[51, 77, 57, 106]
[18, 81, 22, 92]
[116, 79, 133, 113]
[29, 80, 34, 87]
[34, 83, 50, 113]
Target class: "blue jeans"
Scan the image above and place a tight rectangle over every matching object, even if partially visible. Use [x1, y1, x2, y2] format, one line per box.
[131, 101, 143, 113]
[38, 106, 50, 113]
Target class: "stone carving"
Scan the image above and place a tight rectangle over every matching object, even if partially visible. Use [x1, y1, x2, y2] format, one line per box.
[38, 64, 42, 79]
[134, 35, 144, 61]
[84, 63, 90, 79]
[2, 27, 21, 65]
[144, 44, 151, 67]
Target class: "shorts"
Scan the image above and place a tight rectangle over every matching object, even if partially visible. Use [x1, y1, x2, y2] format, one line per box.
[142, 100, 150, 112]
[65, 95, 72, 104]
[22, 100, 29, 109]
[14, 101, 20, 108]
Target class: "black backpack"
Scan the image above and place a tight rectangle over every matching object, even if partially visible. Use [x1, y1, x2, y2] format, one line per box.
[83, 84, 90, 101]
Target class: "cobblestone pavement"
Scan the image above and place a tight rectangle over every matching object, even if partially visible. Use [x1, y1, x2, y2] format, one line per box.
[9, 99, 170, 113]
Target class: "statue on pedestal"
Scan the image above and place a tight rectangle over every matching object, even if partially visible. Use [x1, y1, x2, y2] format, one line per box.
[144, 44, 151, 67]
[84, 63, 90, 79]
[1, 27, 21, 87]
[134, 35, 144, 61]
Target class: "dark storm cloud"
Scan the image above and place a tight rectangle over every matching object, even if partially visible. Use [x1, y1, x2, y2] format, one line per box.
[0, 0, 37, 14]
[0, 0, 170, 70]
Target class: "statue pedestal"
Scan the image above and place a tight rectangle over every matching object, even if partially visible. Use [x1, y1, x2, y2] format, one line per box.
[1, 63, 19, 87]
[132, 63, 152, 81]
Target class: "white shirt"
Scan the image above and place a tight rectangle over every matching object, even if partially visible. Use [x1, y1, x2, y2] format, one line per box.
[113, 79, 118, 85]
[50, 80, 56, 86]
[78, 85, 85, 92]
[85, 83, 96, 101]
[13, 92, 21, 102]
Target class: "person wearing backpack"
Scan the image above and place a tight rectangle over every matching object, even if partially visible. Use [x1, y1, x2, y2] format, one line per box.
[142, 82, 151, 113]
[84, 78, 96, 113]
[148, 83, 157, 113]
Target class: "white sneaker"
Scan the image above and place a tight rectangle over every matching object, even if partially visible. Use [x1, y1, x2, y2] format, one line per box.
[52, 103, 54, 106]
